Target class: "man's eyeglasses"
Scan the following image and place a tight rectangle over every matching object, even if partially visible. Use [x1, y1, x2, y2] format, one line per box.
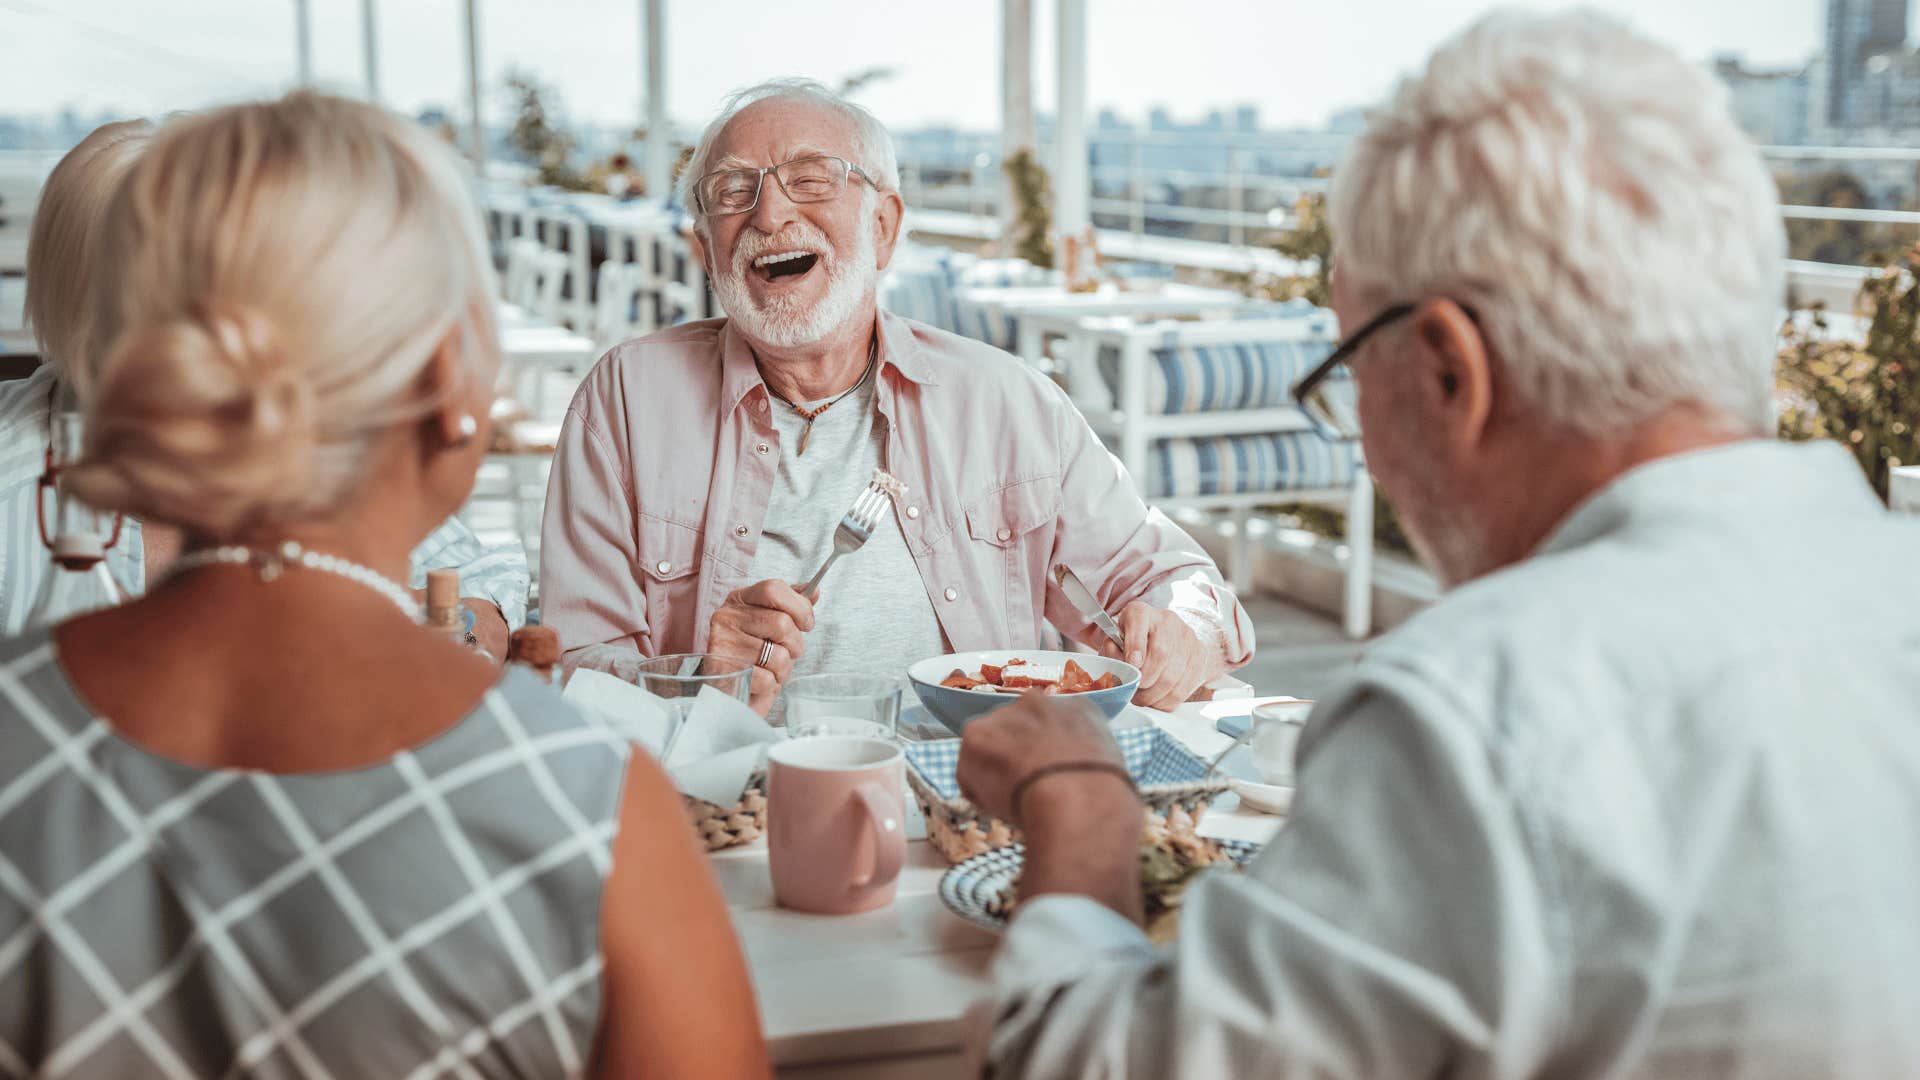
[1289, 302, 1415, 440]
[692, 154, 879, 217]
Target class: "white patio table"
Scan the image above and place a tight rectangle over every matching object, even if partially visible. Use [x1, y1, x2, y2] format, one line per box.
[714, 694, 1299, 1078]
[948, 280, 1251, 359]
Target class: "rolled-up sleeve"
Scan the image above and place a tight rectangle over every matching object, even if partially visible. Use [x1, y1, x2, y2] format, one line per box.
[1043, 379, 1255, 667]
[540, 399, 656, 673]
[976, 671, 1564, 1078]
[409, 516, 531, 629]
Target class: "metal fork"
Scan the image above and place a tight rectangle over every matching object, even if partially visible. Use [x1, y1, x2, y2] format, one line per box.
[802, 481, 892, 594]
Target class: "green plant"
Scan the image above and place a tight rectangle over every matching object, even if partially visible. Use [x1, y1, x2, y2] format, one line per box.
[1219, 191, 1331, 306]
[1268, 489, 1415, 559]
[1776, 244, 1920, 500]
[1003, 148, 1053, 269]
[1267, 192, 1332, 306]
[502, 71, 596, 193]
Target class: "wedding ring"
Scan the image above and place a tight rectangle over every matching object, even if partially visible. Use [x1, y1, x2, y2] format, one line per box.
[756, 639, 775, 668]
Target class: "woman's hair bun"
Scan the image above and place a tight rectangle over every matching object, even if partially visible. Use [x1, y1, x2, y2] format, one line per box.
[62, 302, 322, 538]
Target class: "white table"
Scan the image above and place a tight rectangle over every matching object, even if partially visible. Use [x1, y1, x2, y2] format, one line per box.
[950, 281, 1251, 355]
[716, 697, 1298, 1076]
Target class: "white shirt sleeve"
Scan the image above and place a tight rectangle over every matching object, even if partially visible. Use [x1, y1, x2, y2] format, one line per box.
[977, 668, 1568, 1078]
[408, 516, 531, 630]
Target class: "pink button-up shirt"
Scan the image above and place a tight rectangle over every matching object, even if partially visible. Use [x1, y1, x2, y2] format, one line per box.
[539, 310, 1254, 674]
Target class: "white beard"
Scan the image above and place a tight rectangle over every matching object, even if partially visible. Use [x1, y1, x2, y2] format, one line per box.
[711, 208, 878, 349]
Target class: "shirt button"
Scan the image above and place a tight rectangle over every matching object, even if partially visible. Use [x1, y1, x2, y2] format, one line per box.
[756, 442, 770, 456]
[995, 527, 1011, 542]
[734, 524, 749, 537]
[943, 587, 958, 602]
[656, 560, 671, 574]
[905, 506, 920, 519]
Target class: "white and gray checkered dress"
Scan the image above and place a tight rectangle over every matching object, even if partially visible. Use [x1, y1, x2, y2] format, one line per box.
[0, 627, 634, 1078]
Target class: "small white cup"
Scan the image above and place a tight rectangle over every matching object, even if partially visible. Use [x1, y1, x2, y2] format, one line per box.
[1248, 703, 1309, 787]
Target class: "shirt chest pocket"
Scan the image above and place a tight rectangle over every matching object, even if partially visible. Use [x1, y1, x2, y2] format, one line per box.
[639, 514, 702, 591]
[964, 479, 1059, 549]
[961, 479, 1059, 645]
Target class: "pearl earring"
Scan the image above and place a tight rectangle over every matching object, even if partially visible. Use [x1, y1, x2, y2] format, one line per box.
[449, 414, 477, 448]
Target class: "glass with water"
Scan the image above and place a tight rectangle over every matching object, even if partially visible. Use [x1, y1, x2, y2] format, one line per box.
[623, 653, 754, 758]
[782, 673, 902, 741]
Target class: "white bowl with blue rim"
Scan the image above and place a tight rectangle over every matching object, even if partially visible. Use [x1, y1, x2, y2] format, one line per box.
[906, 650, 1140, 736]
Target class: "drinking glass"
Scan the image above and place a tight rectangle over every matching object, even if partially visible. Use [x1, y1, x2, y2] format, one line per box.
[782, 673, 902, 741]
[623, 653, 753, 758]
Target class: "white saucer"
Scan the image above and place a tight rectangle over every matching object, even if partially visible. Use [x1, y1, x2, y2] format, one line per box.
[1229, 778, 1294, 816]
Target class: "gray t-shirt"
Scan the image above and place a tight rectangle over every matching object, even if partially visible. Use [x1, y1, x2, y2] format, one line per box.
[747, 373, 948, 695]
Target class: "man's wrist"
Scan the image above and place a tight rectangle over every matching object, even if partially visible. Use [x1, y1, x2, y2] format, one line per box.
[1172, 605, 1231, 672]
[1018, 775, 1145, 920]
[1018, 768, 1140, 836]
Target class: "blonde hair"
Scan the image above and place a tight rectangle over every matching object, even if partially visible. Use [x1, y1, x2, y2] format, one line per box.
[24, 118, 155, 380]
[1329, 10, 1785, 437]
[64, 92, 498, 539]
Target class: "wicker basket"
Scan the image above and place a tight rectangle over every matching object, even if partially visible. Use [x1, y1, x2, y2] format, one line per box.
[904, 726, 1230, 864]
[684, 767, 768, 851]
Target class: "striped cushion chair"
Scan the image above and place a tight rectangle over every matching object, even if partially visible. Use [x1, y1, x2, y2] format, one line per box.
[880, 255, 960, 332]
[1081, 310, 1375, 638]
[1095, 334, 1334, 416]
[948, 258, 1057, 349]
[1146, 431, 1364, 501]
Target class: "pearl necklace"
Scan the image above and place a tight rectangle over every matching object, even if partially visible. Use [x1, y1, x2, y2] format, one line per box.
[164, 540, 422, 622]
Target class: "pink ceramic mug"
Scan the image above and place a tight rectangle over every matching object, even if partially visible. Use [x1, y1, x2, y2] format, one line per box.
[765, 735, 907, 914]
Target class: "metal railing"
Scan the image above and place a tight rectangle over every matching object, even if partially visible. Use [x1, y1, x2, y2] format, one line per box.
[898, 133, 1920, 262]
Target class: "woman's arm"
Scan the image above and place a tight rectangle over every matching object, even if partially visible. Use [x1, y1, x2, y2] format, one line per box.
[595, 752, 770, 1079]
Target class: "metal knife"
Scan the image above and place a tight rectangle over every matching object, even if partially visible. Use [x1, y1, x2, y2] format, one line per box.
[1052, 564, 1127, 653]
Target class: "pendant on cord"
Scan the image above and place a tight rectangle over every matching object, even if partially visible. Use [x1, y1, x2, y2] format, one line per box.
[794, 409, 827, 456]
[765, 339, 879, 458]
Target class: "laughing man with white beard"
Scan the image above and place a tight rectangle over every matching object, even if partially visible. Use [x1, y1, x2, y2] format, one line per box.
[540, 79, 1254, 716]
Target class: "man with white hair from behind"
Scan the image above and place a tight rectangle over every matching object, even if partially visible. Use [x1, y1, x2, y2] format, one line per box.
[955, 10, 1920, 1077]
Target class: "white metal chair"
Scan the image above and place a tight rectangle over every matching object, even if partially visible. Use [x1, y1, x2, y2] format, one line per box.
[529, 207, 592, 330]
[590, 259, 652, 349]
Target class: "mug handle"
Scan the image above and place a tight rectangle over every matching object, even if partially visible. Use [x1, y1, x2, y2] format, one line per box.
[849, 780, 906, 890]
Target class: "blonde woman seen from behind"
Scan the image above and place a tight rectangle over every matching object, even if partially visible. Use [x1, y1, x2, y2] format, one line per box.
[0, 92, 768, 1078]
[5, 115, 529, 652]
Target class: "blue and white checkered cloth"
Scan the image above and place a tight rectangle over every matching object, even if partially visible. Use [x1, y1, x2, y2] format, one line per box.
[905, 725, 1210, 802]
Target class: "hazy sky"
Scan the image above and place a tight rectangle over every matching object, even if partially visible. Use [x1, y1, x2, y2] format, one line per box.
[0, 0, 1870, 134]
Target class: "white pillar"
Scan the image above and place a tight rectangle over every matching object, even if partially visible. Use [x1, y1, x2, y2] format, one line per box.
[361, 0, 381, 104]
[293, 0, 313, 87]
[1000, 0, 1035, 232]
[1053, 0, 1090, 236]
[643, 0, 671, 201]
[463, 0, 486, 175]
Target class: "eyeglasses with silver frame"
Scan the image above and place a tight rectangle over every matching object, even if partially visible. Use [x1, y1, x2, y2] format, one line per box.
[1288, 301, 1416, 441]
[693, 154, 879, 217]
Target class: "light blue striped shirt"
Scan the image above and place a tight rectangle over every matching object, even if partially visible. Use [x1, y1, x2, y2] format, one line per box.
[0, 366, 529, 632]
